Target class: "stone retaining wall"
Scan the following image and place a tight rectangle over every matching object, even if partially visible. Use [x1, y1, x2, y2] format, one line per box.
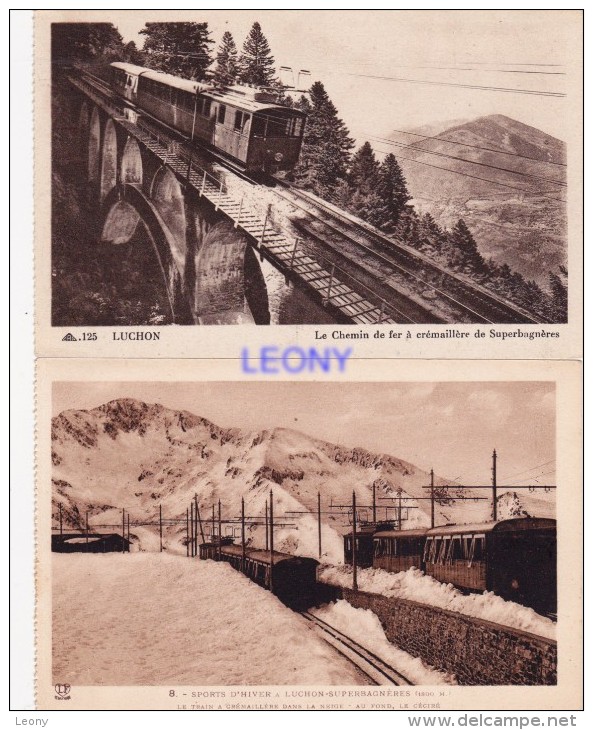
[337, 587, 557, 685]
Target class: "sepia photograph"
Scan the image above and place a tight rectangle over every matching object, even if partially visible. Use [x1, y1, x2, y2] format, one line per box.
[43, 374, 566, 697]
[42, 10, 579, 330]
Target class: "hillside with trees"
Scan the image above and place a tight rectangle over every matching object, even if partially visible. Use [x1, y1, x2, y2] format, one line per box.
[51, 20, 568, 323]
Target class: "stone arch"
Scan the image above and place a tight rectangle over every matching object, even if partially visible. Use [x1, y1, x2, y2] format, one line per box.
[78, 102, 90, 156]
[100, 118, 118, 201]
[150, 167, 187, 276]
[88, 106, 101, 185]
[120, 137, 143, 185]
[99, 184, 187, 323]
[194, 221, 269, 324]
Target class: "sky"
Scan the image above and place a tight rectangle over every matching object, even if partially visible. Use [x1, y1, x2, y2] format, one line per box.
[106, 9, 578, 145]
[52, 380, 555, 488]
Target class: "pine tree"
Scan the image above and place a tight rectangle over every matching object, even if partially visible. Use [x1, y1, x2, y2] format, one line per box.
[377, 153, 412, 230]
[139, 22, 213, 80]
[213, 31, 239, 87]
[447, 219, 485, 273]
[349, 189, 389, 229]
[122, 41, 144, 65]
[348, 142, 380, 194]
[51, 23, 125, 63]
[238, 22, 276, 87]
[548, 266, 568, 322]
[292, 82, 354, 198]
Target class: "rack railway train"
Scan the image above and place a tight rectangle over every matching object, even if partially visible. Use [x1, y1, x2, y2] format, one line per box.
[109, 62, 306, 175]
[344, 517, 556, 614]
[199, 539, 319, 609]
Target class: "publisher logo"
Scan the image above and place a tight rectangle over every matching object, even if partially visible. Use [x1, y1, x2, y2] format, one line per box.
[54, 683, 71, 700]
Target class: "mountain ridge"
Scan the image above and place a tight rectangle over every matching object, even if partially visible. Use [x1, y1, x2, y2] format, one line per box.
[51, 398, 555, 559]
[390, 114, 567, 285]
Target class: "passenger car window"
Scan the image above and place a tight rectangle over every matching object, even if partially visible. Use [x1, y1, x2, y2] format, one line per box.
[218, 105, 226, 124]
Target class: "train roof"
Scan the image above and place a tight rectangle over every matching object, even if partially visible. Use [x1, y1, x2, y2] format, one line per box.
[110, 62, 150, 76]
[140, 68, 212, 95]
[220, 543, 318, 567]
[373, 517, 556, 539]
[425, 517, 556, 537]
[374, 528, 429, 539]
[343, 525, 379, 538]
[203, 88, 306, 116]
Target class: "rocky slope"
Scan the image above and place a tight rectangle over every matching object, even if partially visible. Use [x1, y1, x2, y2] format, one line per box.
[51, 398, 554, 559]
[391, 115, 567, 286]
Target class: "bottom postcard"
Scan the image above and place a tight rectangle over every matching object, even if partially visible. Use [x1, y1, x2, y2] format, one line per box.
[35, 359, 582, 710]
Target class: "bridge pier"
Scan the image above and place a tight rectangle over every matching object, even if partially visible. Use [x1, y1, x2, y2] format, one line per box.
[72, 94, 271, 325]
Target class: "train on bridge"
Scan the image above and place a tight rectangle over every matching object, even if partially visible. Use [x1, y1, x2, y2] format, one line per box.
[344, 517, 557, 614]
[110, 62, 306, 175]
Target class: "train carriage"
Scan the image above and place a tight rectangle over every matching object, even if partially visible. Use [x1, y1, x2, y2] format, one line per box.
[423, 518, 556, 611]
[109, 62, 306, 174]
[199, 540, 319, 609]
[364, 517, 556, 614]
[343, 525, 377, 568]
[373, 528, 427, 574]
[110, 62, 146, 103]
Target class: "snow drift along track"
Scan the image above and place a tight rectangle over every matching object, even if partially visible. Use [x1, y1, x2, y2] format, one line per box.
[300, 611, 414, 686]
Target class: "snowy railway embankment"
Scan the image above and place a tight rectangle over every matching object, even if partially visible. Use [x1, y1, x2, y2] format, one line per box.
[52, 553, 450, 687]
[319, 565, 557, 686]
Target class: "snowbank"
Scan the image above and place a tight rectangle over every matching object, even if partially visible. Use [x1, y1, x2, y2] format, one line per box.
[52, 553, 367, 686]
[318, 565, 556, 640]
[310, 601, 456, 685]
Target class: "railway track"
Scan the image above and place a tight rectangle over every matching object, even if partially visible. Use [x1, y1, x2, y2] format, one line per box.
[77, 68, 546, 325]
[300, 611, 414, 686]
[274, 182, 546, 325]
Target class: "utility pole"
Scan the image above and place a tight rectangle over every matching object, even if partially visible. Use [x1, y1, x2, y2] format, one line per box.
[430, 469, 435, 528]
[492, 449, 498, 522]
[122, 508, 126, 553]
[195, 495, 205, 545]
[127, 514, 130, 552]
[159, 504, 163, 553]
[211, 504, 215, 546]
[352, 491, 358, 591]
[85, 510, 89, 545]
[422, 450, 552, 523]
[217, 499, 222, 561]
[241, 497, 246, 574]
[59, 502, 63, 535]
[372, 482, 377, 524]
[269, 490, 274, 593]
[186, 507, 189, 557]
[317, 491, 322, 559]
[265, 500, 269, 551]
[397, 490, 403, 530]
[190, 501, 194, 556]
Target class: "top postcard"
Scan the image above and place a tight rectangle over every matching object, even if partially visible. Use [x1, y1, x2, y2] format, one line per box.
[34, 10, 583, 359]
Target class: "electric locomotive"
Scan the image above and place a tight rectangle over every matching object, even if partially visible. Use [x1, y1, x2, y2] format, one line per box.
[110, 62, 306, 175]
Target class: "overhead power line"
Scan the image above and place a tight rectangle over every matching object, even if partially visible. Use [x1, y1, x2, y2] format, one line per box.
[381, 127, 566, 167]
[509, 469, 557, 486]
[346, 71, 567, 98]
[358, 64, 566, 76]
[498, 459, 556, 485]
[370, 140, 567, 204]
[370, 135, 567, 188]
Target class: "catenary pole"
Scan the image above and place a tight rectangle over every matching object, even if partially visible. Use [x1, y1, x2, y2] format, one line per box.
[352, 491, 358, 591]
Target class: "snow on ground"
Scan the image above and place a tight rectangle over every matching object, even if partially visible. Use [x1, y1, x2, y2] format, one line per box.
[52, 553, 366, 686]
[318, 565, 556, 640]
[310, 601, 456, 686]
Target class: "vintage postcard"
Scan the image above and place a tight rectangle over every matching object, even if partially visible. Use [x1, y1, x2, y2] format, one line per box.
[34, 10, 583, 359]
[35, 358, 582, 710]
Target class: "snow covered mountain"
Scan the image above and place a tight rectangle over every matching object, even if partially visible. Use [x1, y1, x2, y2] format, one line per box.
[51, 398, 554, 560]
